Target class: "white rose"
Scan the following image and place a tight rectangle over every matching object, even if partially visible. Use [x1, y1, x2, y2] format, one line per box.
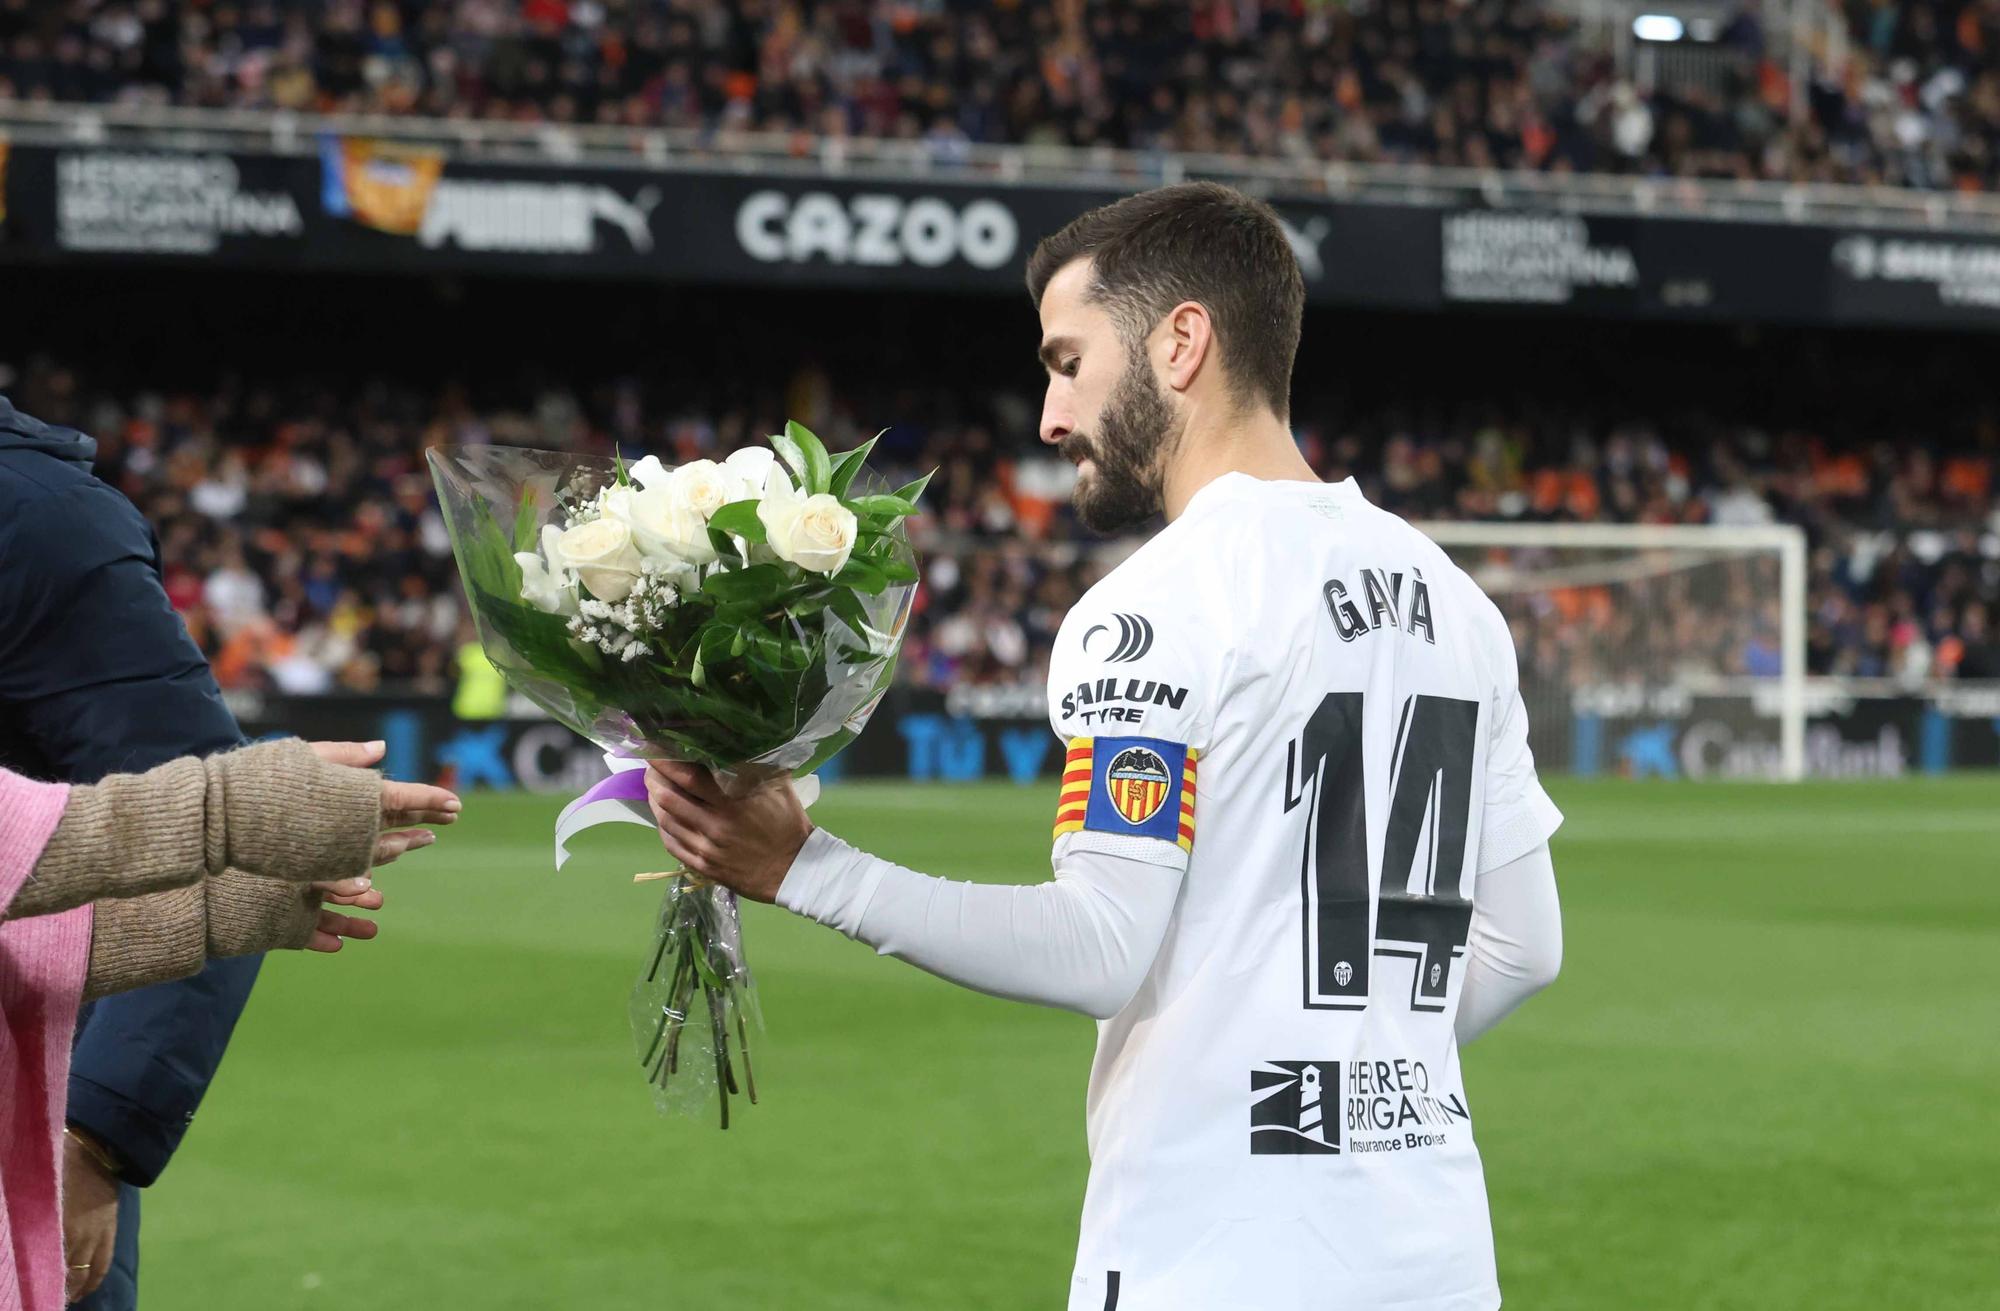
[628, 482, 718, 566]
[516, 523, 578, 615]
[761, 490, 858, 576]
[668, 459, 736, 519]
[558, 516, 643, 602]
[598, 484, 637, 526]
[515, 551, 571, 614]
[723, 446, 787, 501]
[540, 522, 568, 570]
[626, 454, 671, 490]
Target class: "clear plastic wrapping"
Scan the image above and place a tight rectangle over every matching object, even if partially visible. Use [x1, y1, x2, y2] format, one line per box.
[430, 429, 922, 1122]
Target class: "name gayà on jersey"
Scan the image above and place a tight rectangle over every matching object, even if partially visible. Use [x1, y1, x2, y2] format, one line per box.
[1324, 565, 1439, 644]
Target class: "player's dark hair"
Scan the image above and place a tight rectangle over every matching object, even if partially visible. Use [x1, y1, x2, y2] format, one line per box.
[1026, 182, 1304, 420]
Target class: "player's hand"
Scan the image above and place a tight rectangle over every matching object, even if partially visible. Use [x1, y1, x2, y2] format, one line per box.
[61, 1129, 120, 1303]
[645, 761, 813, 904]
[308, 739, 462, 867]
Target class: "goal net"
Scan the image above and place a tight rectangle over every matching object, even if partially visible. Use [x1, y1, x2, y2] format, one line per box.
[1416, 522, 1808, 781]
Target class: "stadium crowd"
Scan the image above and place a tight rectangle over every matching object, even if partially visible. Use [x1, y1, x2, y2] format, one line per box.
[3, 0, 2000, 190]
[2, 353, 1995, 701]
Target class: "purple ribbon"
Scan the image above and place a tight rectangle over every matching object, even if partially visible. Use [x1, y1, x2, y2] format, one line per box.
[575, 766, 649, 805]
[552, 762, 654, 870]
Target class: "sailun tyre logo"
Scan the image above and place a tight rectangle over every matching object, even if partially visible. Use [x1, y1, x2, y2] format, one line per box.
[1083, 613, 1154, 663]
[1252, 1061, 1341, 1156]
[1104, 746, 1172, 826]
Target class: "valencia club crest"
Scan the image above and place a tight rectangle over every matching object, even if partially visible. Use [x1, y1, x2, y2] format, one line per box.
[1105, 745, 1173, 826]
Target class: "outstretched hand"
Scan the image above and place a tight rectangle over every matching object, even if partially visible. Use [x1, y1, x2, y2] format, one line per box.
[309, 739, 462, 867]
[302, 740, 462, 952]
[645, 761, 813, 904]
[304, 877, 385, 952]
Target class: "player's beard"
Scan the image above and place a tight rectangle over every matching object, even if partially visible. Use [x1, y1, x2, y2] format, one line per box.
[1062, 345, 1179, 534]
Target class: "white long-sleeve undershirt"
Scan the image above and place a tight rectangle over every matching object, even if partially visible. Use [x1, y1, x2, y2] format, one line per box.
[1455, 843, 1563, 1043]
[776, 828, 1182, 1020]
[777, 829, 1561, 1033]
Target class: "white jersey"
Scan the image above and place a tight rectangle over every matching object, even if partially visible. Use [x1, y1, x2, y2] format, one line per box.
[1047, 473, 1563, 1311]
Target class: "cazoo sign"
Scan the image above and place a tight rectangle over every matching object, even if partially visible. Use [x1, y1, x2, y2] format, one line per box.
[734, 189, 1019, 269]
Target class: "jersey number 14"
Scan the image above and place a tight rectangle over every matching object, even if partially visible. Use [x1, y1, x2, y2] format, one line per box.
[1284, 693, 1478, 1013]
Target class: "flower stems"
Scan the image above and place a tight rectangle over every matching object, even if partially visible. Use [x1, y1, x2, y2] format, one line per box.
[632, 877, 759, 1127]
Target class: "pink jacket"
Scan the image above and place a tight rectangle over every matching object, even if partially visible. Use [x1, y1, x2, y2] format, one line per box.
[0, 769, 92, 1311]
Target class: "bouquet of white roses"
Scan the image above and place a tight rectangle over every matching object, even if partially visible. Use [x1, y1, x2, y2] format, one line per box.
[429, 424, 923, 1124]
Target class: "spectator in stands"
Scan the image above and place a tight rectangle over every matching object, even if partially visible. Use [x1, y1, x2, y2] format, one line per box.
[4, 352, 1998, 698]
[8, 0, 2000, 189]
[1951, 601, 2000, 677]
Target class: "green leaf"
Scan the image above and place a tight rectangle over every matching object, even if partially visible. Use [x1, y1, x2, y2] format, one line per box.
[615, 445, 629, 487]
[826, 587, 871, 633]
[698, 620, 737, 658]
[746, 630, 812, 672]
[709, 599, 767, 628]
[832, 558, 890, 595]
[512, 494, 542, 553]
[785, 420, 833, 495]
[687, 941, 724, 990]
[893, 469, 935, 507]
[877, 556, 918, 583]
[707, 499, 767, 542]
[670, 627, 705, 669]
[458, 495, 527, 602]
[707, 525, 744, 564]
[785, 588, 834, 618]
[700, 563, 790, 604]
[770, 429, 809, 491]
[847, 494, 917, 518]
[827, 434, 880, 499]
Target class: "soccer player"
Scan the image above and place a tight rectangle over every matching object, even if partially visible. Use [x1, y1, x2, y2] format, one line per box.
[646, 182, 1565, 1311]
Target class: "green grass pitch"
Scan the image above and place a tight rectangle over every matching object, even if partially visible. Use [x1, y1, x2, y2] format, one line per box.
[141, 776, 1999, 1309]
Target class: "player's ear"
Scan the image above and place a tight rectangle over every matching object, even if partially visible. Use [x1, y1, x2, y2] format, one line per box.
[1160, 300, 1214, 395]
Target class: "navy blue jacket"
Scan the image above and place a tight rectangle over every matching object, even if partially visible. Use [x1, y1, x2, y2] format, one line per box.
[0, 395, 260, 1186]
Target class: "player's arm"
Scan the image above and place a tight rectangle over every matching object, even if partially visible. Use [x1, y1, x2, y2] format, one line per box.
[647, 746, 1199, 1021]
[1454, 842, 1561, 1044]
[649, 598, 1217, 1021]
[646, 773, 1188, 1021]
[768, 828, 1182, 1020]
[1457, 614, 1567, 1044]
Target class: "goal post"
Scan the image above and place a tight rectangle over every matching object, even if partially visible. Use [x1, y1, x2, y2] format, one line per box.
[1416, 520, 1810, 782]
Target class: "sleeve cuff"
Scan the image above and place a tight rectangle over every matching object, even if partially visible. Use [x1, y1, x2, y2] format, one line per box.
[775, 827, 890, 939]
[1054, 829, 1192, 872]
[64, 1075, 175, 1187]
[1479, 788, 1566, 875]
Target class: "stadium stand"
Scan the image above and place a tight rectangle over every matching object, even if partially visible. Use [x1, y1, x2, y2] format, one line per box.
[3, 346, 1993, 697]
[2, 0, 1998, 188]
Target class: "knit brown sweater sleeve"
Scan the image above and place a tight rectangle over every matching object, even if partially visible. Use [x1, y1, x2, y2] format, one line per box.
[11, 755, 211, 919]
[82, 888, 206, 1002]
[9, 738, 384, 1000]
[83, 873, 326, 1002]
[12, 737, 382, 919]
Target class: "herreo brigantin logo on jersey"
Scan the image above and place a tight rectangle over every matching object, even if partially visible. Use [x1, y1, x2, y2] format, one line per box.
[1082, 613, 1154, 663]
[1251, 1061, 1341, 1155]
[1054, 736, 1196, 851]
